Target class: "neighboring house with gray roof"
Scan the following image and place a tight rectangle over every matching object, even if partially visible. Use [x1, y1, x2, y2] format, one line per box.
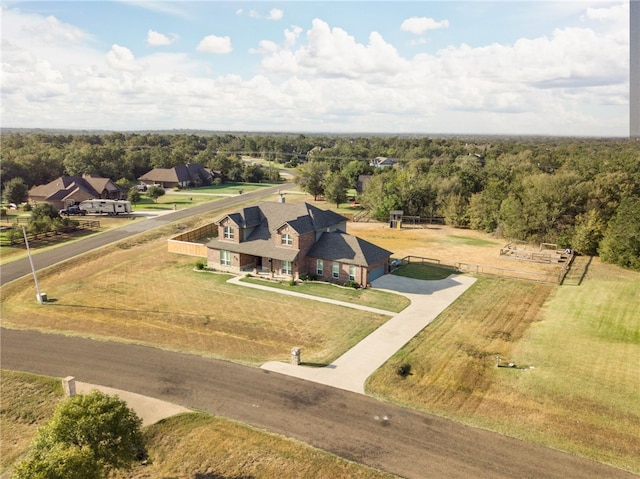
[138, 163, 216, 189]
[369, 156, 398, 168]
[28, 174, 125, 210]
[206, 200, 391, 285]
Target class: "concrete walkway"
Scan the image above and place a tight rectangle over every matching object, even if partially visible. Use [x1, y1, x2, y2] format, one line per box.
[258, 273, 476, 394]
[75, 382, 191, 426]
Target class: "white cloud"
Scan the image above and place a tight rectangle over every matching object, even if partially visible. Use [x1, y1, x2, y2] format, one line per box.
[146, 29, 178, 46]
[196, 35, 232, 54]
[105, 44, 142, 72]
[0, 3, 629, 136]
[401, 17, 449, 35]
[268, 8, 284, 21]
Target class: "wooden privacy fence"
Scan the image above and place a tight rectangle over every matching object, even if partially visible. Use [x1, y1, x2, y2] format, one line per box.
[396, 255, 574, 285]
[167, 223, 217, 257]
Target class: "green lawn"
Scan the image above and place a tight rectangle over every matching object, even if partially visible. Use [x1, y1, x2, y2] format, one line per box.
[241, 276, 410, 313]
[368, 260, 640, 473]
[392, 263, 453, 280]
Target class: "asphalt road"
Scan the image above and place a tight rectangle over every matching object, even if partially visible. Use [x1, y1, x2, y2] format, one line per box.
[2, 184, 636, 478]
[0, 184, 293, 286]
[2, 328, 635, 479]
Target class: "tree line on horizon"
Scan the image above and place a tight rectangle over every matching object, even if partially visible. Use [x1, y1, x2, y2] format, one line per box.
[1, 132, 639, 270]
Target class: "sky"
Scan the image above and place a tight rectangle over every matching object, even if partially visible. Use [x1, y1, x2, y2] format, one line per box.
[0, 1, 630, 136]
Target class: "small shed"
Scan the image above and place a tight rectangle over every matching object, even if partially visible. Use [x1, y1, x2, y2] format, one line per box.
[389, 210, 404, 229]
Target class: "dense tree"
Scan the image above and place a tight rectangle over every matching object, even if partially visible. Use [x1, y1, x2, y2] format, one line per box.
[599, 197, 640, 271]
[127, 189, 141, 205]
[2, 132, 639, 266]
[571, 209, 606, 256]
[323, 172, 349, 207]
[30, 203, 60, 220]
[243, 163, 265, 183]
[12, 391, 143, 479]
[11, 442, 101, 479]
[2, 177, 29, 204]
[146, 185, 165, 203]
[295, 161, 328, 200]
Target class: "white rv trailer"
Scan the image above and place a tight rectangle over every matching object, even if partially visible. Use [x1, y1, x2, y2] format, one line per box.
[79, 199, 131, 215]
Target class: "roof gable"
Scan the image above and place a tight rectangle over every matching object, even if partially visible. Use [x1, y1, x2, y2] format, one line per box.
[28, 175, 117, 200]
[138, 163, 211, 183]
[307, 231, 392, 266]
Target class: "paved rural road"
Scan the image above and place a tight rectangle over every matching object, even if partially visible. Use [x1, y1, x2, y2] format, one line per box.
[2, 329, 636, 479]
[0, 183, 294, 286]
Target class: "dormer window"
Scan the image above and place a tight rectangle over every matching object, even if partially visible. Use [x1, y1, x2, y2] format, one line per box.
[281, 233, 293, 246]
[223, 226, 234, 240]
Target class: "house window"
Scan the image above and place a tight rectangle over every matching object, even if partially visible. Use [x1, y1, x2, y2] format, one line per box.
[223, 226, 234, 240]
[281, 233, 293, 245]
[332, 262, 340, 279]
[221, 250, 231, 266]
[282, 260, 292, 275]
[349, 265, 356, 282]
[316, 259, 323, 276]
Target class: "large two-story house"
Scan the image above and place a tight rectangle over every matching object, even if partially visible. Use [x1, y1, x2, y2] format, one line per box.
[28, 174, 125, 210]
[206, 200, 392, 286]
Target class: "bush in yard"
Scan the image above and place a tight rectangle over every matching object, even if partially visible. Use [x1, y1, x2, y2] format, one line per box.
[195, 260, 205, 270]
[11, 391, 144, 479]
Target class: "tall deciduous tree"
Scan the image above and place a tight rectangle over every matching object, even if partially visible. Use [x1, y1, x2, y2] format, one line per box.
[12, 391, 144, 479]
[323, 172, 349, 207]
[599, 197, 640, 271]
[295, 161, 328, 200]
[2, 177, 29, 204]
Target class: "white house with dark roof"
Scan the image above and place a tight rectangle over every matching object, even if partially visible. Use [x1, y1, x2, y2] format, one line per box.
[206, 200, 392, 286]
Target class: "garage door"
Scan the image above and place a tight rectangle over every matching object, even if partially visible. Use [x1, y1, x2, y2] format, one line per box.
[368, 264, 385, 282]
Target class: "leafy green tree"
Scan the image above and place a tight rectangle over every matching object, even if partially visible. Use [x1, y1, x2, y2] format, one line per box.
[600, 197, 640, 271]
[30, 203, 60, 220]
[146, 185, 165, 203]
[2, 177, 29, 204]
[323, 172, 349, 207]
[12, 391, 144, 479]
[571, 209, 606, 256]
[342, 160, 372, 188]
[11, 441, 101, 479]
[127, 189, 141, 205]
[295, 161, 328, 200]
[243, 163, 264, 183]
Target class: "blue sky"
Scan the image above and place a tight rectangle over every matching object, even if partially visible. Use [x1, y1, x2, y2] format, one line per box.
[1, 1, 630, 136]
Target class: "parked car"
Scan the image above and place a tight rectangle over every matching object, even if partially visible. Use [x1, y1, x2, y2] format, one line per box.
[60, 205, 86, 216]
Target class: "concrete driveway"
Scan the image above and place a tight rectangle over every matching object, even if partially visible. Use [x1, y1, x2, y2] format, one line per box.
[261, 273, 476, 393]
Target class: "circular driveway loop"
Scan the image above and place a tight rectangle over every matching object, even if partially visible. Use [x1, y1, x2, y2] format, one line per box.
[261, 274, 476, 393]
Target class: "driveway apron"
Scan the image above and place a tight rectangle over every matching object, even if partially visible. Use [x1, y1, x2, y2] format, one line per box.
[261, 274, 476, 393]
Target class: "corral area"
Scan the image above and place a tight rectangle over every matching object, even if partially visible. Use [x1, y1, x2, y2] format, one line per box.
[348, 222, 565, 282]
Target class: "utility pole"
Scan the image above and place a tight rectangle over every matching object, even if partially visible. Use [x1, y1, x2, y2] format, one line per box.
[22, 226, 44, 304]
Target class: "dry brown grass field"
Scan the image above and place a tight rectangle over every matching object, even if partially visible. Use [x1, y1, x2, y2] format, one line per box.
[0, 223, 391, 365]
[367, 259, 640, 474]
[2, 202, 638, 474]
